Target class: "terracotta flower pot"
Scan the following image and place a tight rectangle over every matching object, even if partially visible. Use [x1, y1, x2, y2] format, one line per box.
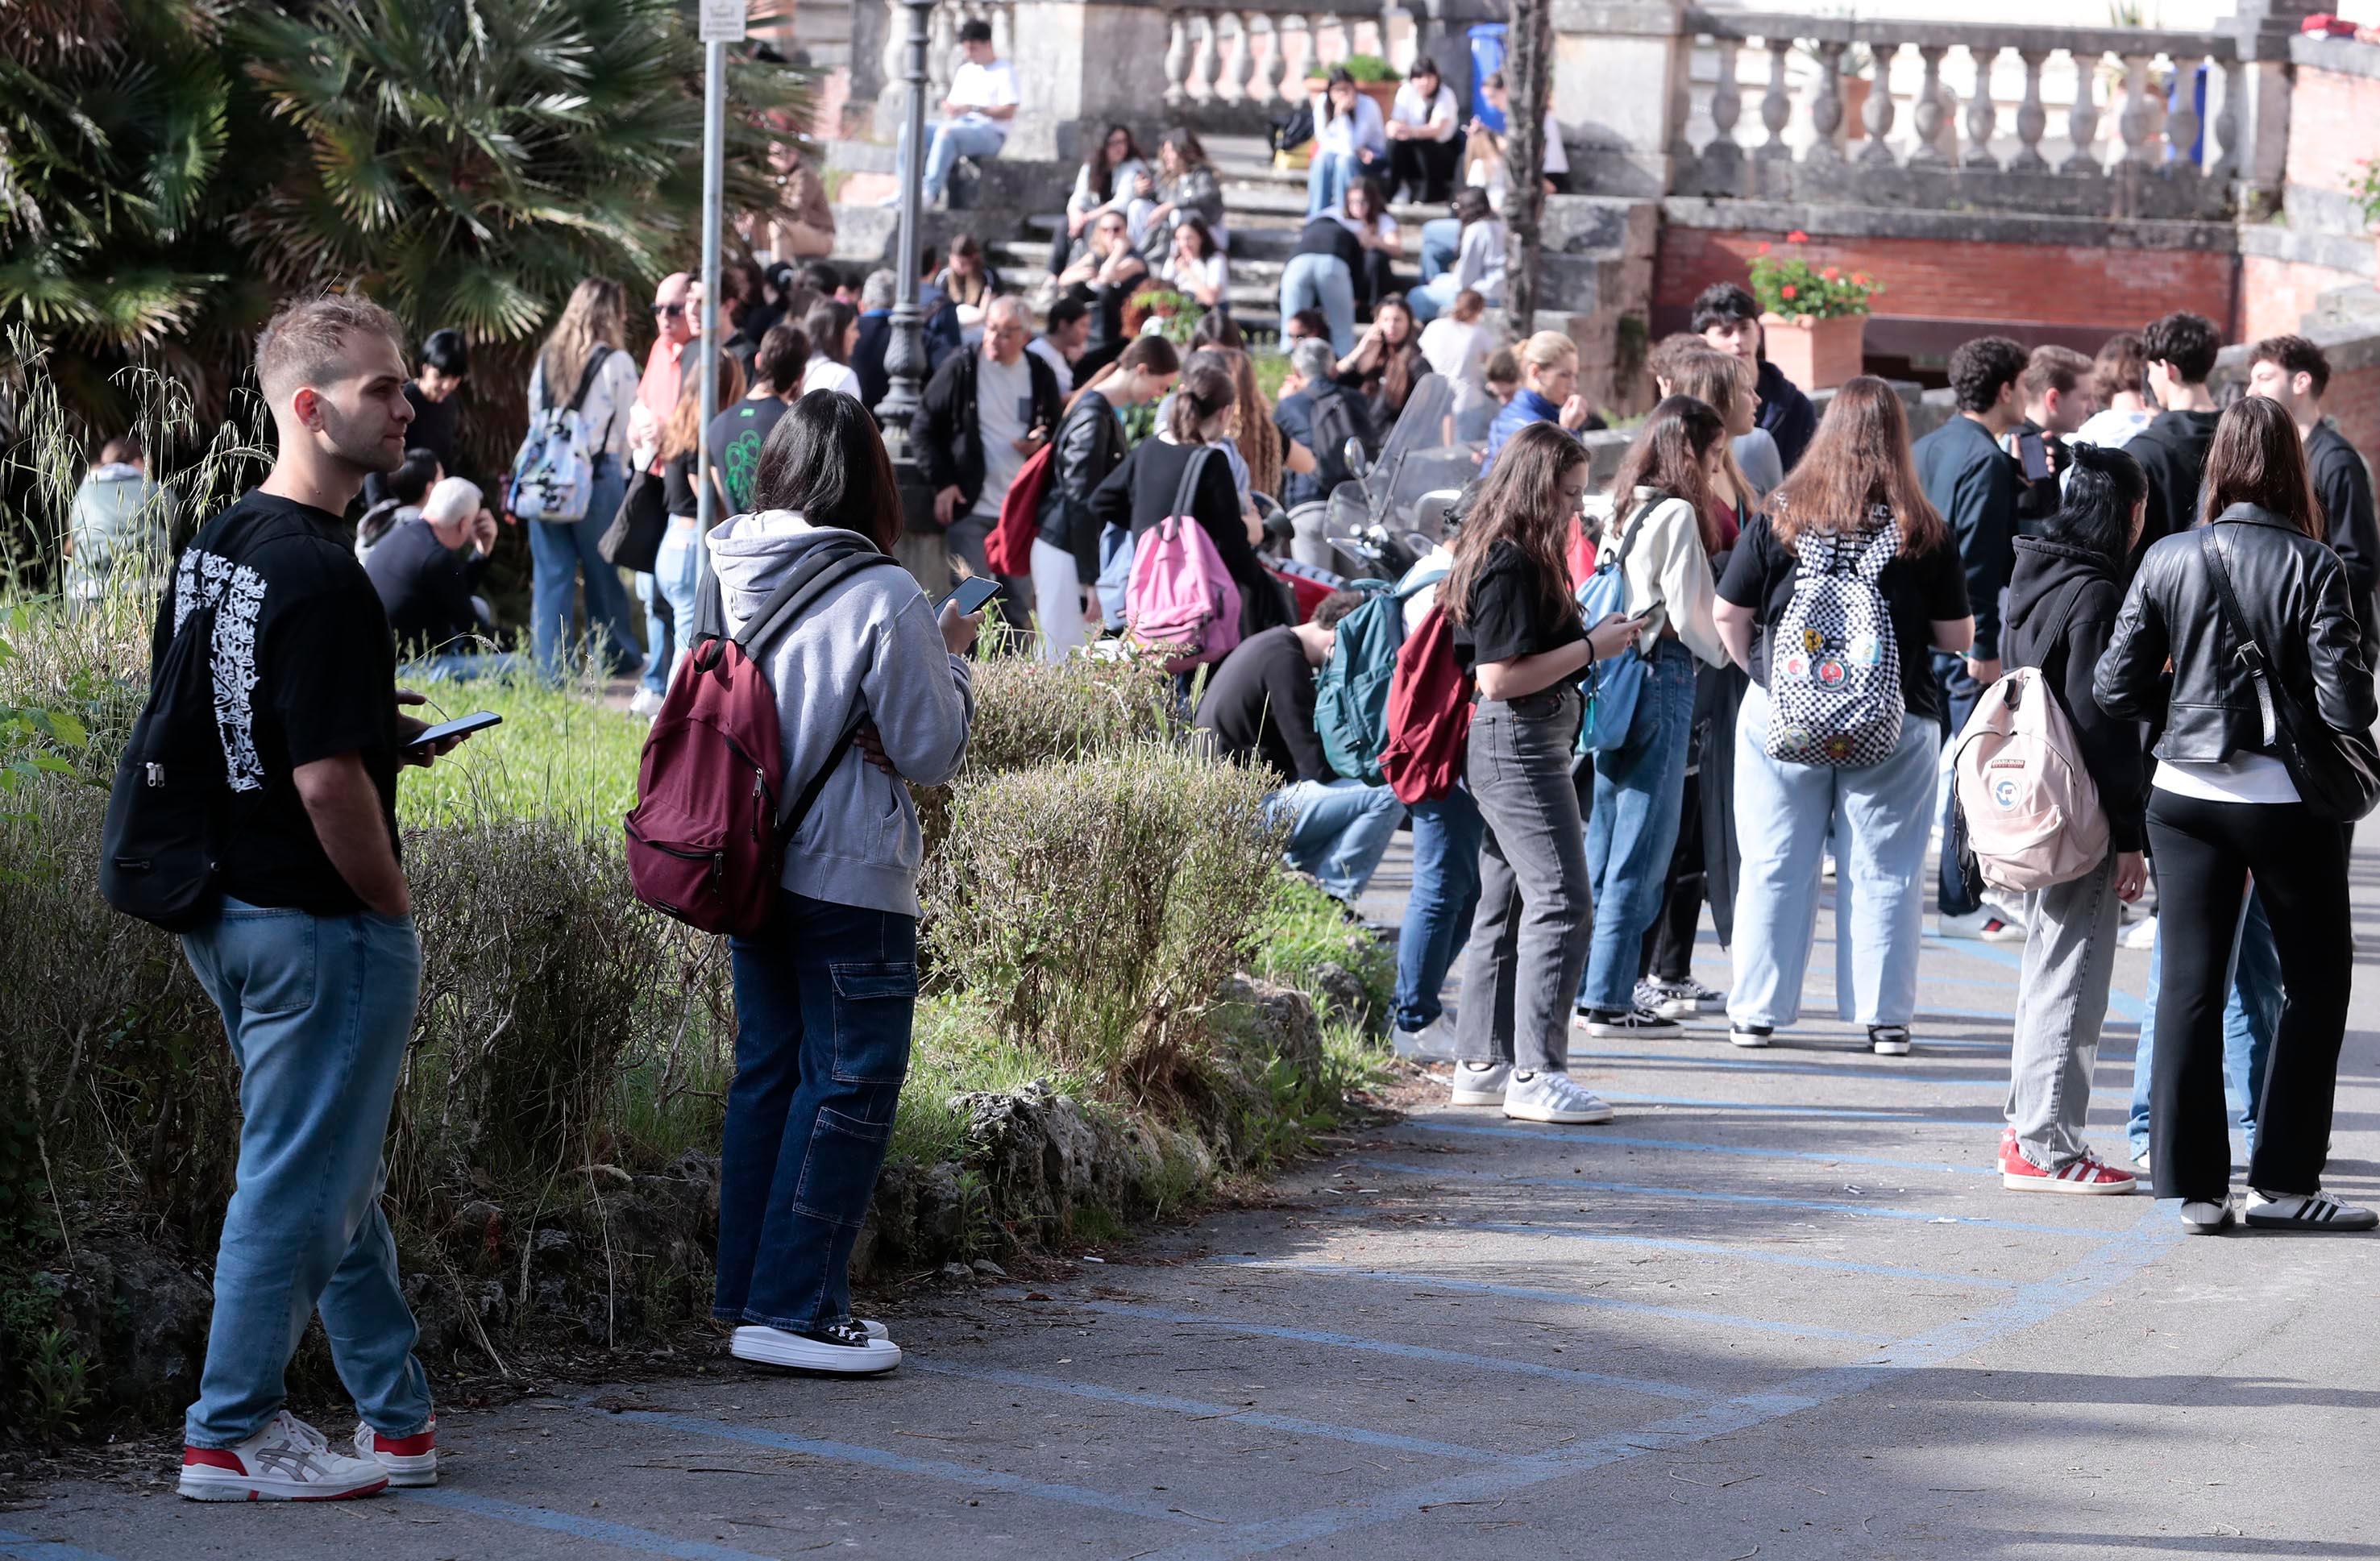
[1304, 77, 1402, 123]
[1760, 312, 1867, 392]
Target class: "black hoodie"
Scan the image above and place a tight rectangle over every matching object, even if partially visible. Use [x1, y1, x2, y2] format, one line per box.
[2004, 535, 2147, 853]
[2126, 407, 2220, 571]
[1755, 358, 1817, 473]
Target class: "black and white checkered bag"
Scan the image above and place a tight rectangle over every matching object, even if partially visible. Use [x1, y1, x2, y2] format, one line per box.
[1764, 513, 1904, 768]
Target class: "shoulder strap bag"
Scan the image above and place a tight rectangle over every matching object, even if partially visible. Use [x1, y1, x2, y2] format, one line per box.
[2198, 525, 2380, 823]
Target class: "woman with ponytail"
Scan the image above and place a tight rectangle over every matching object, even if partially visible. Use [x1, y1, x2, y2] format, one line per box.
[1034, 337, 1181, 662]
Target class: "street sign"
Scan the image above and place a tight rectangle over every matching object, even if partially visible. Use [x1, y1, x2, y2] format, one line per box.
[698, 0, 746, 43]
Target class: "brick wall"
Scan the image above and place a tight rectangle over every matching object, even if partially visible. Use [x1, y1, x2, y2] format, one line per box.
[1653, 226, 2241, 351]
[2329, 363, 2380, 464]
[2239, 254, 2370, 341]
[2283, 66, 2380, 199]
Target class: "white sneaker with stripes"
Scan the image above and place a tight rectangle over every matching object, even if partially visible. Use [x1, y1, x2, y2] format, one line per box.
[1502, 1069, 1614, 1125]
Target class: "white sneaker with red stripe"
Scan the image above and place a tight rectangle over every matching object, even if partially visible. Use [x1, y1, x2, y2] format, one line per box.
[1998, 1132, 2138, 1194]
[355, 1418, 438, 1486]
[180, 1410, 389, 1501]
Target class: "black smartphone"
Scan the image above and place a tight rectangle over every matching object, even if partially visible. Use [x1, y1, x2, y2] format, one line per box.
[2015, 429, 2051, 482]
[941, 576, 1003, 617]
[404, 711, 502, 751]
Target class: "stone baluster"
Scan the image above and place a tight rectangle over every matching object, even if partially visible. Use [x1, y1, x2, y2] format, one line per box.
[928, 2, 957, 102]
[989, 2, 1012, 64]
[1759, 38, 1792, 160]
[1859, 40, 1899, 165]
[1280, 14, 1311, 92]
[1162, 8, 1190, 106]
[2008, 48, 2050, 170]
[1709, 36, 1742, 156]
[2167, 52, 2203, 172]
[1962, 44, 2000, 168]
[1189, 10, 1219, 103]
[1323, 13, 1352, 69]
[2062, 48, 2103, 172]
[2205, 56, 2240, 180]
[1808, 40, 1846, 160]
[2116, 53, 2158, 164]
[1221, 11, 1256, 102]
[1381, 2, 1406, 73]
[1257, 15, 1288, 104]
[1909, 44, 1949, 167]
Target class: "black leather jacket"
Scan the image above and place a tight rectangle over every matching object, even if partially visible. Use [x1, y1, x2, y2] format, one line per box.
[1038, 390, 1127, 583]
[2095, 503, 2377, 763]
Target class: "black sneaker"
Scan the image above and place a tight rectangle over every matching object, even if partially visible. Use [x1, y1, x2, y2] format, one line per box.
[1869, 1025, 1913, 1057]
[1580, 1005, 1681, 1038]
[1728, 1023, 1773, 1049]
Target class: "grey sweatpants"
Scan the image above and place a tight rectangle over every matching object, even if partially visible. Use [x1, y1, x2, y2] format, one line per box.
[2005, 854, 2120, 1169]
[1455, 687, 1594, 1076]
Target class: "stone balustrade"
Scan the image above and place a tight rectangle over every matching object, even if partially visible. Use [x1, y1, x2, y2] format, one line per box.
[878, 0, 1022, 118]
[1674, 8, 2244, 218]
[1156, 2, 1407, 111]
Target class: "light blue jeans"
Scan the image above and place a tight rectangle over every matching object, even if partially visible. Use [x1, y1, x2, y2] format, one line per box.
[636, 571, 674, 697]
[1419, 218, 1461, 282]
[1394, 788, 1485, 1033]
[180, 899, 432, 1449]
[1278, 254, 1356, 357]
[1579, 640, 1699, 1013]
[528, 456, 639, 678]
[1407, 272, 1462, 325]
[906, 118, 1007, 202]
[1274, 778, 1406, 901]
[1306, 152, 1360, 217]
[407, 650, 526, 684]
[2129, 891, 2278, 1160]
[652, 520, 707, 691]
[1728, 681, 1940, 1030]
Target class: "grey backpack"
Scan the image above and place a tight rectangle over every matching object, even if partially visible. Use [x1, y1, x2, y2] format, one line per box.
[1764, 513, 1904, 767]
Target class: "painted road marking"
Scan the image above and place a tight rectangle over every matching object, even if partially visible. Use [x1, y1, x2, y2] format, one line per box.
[405, 1491, 779, 1561]
[0, 1531, 121, 1561]
[1406, 1119, 2001, 1176]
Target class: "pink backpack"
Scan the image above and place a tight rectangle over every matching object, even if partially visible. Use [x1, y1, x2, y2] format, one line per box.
[624, 538, 897, 936]
[1951, 665, 2108, 894]
[1125, 446, 1241, 671]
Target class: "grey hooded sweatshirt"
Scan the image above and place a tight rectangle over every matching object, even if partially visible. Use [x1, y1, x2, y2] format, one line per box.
[706, 510, 975, 917]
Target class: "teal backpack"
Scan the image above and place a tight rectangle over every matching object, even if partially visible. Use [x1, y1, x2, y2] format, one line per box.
[1315, 568, 1449, 784]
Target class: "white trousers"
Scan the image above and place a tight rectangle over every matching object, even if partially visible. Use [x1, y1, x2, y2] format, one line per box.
[1031, 536, 1090, 663]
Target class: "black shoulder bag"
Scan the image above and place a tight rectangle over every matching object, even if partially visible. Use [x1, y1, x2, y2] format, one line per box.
[2198, 525, 2380, 823]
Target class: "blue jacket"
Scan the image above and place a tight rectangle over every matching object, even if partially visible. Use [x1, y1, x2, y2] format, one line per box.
[1482, 388, 1565, 467]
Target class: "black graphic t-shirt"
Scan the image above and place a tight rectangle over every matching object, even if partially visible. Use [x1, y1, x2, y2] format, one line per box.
[152, 490, 401, 915]
[705, 396, 793, 516]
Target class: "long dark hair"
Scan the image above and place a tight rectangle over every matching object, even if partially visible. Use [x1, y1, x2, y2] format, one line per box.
[1085, 122, 1141, 204]
[1610, 395, 1727, 559]
[1165, 355, 1236, 443]
[2048, 443, 2147, 566]
[1445, 421, 1585, 630]
[802, 299, 857, 366]
[1322, 66, 1358, 122]
[752, 389, 904, 550]
[1767, 376, 1947, 556]
[2201, 393, 2324, 541]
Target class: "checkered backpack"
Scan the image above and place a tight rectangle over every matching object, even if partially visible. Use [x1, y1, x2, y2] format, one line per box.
[1763, 513, 1904, 767]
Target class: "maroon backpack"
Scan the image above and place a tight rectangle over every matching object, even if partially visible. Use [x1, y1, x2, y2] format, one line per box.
[625, 538, 899, 935]
[1380, 604, 1474, 805]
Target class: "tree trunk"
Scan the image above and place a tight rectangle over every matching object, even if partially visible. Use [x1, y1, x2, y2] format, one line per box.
[1503, 0, 1552, 333]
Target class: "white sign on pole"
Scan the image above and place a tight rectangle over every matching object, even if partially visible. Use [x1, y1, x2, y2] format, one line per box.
[698, 0, 746, 42]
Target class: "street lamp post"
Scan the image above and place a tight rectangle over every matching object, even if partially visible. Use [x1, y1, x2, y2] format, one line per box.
[877, 0, 940, 563]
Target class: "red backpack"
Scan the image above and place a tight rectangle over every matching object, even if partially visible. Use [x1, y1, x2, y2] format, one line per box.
[624, 538, 899, 935]
[982, 440, 1057, 575]
[1380, 604, 1473, 805]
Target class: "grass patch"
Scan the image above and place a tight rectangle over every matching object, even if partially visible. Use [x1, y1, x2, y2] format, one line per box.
[1252, 872, 1395, 1015]
[890, 993, 1096, 1169]
[397, 670, 645, 828]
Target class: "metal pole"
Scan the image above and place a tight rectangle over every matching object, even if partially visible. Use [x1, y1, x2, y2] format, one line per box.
[877, 0, 933, 446]
[697, 38, 726, 529]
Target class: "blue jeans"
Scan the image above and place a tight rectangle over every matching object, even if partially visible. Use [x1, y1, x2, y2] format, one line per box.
[2129, 891, 2278, 1160]
[406, 650, 525, 683]
[1394, 788, 1485, 1032]
[652, 521, 706, 691]
[905, 118, 1007, 202]
[529, 456, 639, 677]
[716, 893, 918, 1332]
[1579, 640, 1698, 1013]
[1419, 218, 1461, 282]
[1278, 254, 1356, 358]
[179, 899, 431, 1448]
[636, 571, 673, 696]
[1729, 681, 1939, 1029]
[1306, 152, 1361, 217]
[1932, 652, 1987, 917]
[1276, 778, 1406, 900]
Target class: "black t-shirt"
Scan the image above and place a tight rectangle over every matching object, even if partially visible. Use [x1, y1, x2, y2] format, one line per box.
[1293, 217, 1364, 268]
[1716, 512, 1971, 721]
[707, 396, 791, 514]
[1193, 626, 1330, 784]
[1450, 539, 1584, 676]
[403, 381, 462, 476]
[363, 516, 487, 656]
[662, 450, 701, 520]
[152, 490, 401, 915]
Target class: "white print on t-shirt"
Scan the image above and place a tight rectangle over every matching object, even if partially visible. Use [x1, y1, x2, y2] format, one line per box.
[172, 546, 267, 792]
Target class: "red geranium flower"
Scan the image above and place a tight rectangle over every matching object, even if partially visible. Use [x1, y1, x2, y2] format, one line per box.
[1821, 266, 1841, 280]
[1852, 272, 1872, 286]
[1780, 284, 1798, 300]
[1787, 229, 1810, 243]
[1756, 242, 1772, 255]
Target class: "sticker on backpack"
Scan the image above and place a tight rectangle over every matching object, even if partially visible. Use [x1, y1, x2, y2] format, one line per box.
[1763, 514, 1906, 769]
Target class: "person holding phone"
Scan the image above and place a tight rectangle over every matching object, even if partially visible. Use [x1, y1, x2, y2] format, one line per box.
[705, 391, 981, 1373]
[920, 296, 1065, 622]
[1440, 421, 1648, 1124]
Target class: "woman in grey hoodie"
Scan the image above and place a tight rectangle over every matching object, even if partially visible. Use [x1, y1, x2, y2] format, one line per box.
[704, 391, 980, 1375]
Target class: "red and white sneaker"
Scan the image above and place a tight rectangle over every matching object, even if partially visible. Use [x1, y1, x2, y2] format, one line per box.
[180, 1410, 389, 1501]
[1999, 1137, 2139, 1195]
[355, 1418, 438, 1487]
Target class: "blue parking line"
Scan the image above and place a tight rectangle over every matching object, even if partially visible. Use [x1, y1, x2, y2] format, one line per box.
[910, 1360, 1499, 1460]
[1215, 1258, 1892, 1345]
[1360, 1158, 2105, 1237]
[0, 1531, 121, 1561]
[1921, 935, 2152, 1022]
[604, 1409, 1198, 1525]
[1460, 1222, 2021, 1289]
[1601, 1094, 1973, 1121]
[405, 1491, 778, 1561]
[1566, 1048, 2129, 1102]
[1407, 1119, 2000, 1176]
[1063, 1300, 1714, 1402]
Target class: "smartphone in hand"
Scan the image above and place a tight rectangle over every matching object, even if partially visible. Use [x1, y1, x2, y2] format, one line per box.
[941, 575, 1003, 618]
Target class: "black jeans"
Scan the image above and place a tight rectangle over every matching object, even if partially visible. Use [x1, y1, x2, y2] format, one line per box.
[1639, 766, 1705, 983]
[1933, 652, 1985, 916]
[1354, 247, 1398, 318]
[1388, 136, 1462, 202]
[2143, 791, 2352, 1202]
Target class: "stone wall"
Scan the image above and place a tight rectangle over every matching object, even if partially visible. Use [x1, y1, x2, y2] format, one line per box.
[2282, 39, 2380, 239]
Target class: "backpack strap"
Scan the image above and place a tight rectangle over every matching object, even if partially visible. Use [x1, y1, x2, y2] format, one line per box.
[689, 538, 899, 672]
[2199, 525, 2279, 747]
[1169, 444, 1215, 520]
[564, 347, 613, 414]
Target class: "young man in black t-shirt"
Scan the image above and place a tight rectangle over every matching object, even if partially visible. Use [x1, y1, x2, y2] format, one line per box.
[163, 294, 473, 1505]
[1194, 591, 1406, 902]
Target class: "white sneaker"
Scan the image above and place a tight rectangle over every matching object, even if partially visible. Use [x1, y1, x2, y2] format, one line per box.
[1936, 907, 2025, 942]
[2179, 1198, 2235, 1235]
[180, 1410, 389, 1501]
[1867, 1024, 1913, 1057]
[731, 1322, 903, 1374]
[1729, 1023, 1773, 1048]
[1448, 1060, 1512, 1106]
[354, 1418, 437, 1487]
[2242, 1189, 2379, 1231]
[627, 687, 664, 719]
[1640, 977, 1725, 1019]
[1981, 892, 2031, 930]
[1502, 1069, 1615, 1125]
[2121, 914, 2158, 950]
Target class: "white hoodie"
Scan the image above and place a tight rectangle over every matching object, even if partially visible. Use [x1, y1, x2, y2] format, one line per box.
[1611, 487, 1727, 669]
